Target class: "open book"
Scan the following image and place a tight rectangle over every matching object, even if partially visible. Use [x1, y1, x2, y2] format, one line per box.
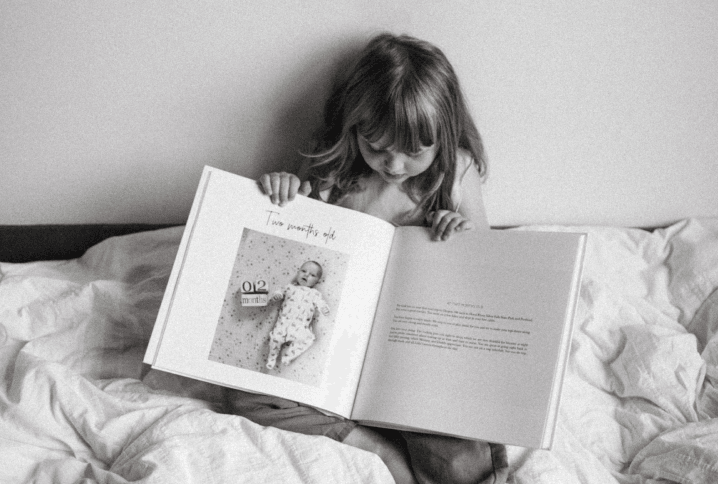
[144, 166, 586, 449]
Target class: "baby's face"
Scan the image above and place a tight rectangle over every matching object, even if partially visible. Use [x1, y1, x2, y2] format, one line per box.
[296, 262, 321, 287]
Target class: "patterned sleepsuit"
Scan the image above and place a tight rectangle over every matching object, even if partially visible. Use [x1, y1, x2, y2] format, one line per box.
[266, 284, 330, 369]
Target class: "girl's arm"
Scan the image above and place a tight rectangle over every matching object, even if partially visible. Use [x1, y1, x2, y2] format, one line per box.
[258, 172, 311, 206]
[428, 156, 490, 240]
[455, 160, 490, 230]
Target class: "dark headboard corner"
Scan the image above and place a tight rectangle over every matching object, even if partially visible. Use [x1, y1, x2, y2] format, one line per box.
[0, 224, 179, 263]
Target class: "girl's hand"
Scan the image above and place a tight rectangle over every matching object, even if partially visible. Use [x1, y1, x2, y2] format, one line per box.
[427, 210, 475, 241]
[258, 172, 311, 206]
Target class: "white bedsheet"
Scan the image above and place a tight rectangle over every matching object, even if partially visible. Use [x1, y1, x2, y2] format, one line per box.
[0, 227, 392, 484]
[508, 218, 718, 484]
[1, 219, 718, 483]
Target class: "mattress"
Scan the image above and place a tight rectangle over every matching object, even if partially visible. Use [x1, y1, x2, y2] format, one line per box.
[2, 218, 718, 483]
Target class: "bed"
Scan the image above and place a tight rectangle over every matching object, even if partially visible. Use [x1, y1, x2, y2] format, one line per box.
[2, 219, 717, 483]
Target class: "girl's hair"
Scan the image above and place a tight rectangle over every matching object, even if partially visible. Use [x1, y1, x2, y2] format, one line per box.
[305, 33, 486, 215]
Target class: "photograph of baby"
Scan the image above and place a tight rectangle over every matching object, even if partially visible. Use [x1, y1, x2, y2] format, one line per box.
[208, 228, 349, 387]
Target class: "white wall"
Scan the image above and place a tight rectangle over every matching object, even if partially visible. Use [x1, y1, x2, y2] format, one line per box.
[2, 0, 717, 227]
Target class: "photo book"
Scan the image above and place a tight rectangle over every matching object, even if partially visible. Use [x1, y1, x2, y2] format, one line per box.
[144, 166, 587, 449]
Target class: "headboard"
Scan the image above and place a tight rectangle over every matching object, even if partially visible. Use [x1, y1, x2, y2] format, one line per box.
[0, 225, 178, 263]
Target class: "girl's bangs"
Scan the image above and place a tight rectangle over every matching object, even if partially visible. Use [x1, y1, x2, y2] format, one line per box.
[355, 90, 438, 152]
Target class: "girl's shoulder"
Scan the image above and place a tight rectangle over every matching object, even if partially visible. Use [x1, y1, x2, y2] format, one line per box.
[455, 148, 475, 174]
[449, 147, 489, 226]
[450, 148, 477, 204]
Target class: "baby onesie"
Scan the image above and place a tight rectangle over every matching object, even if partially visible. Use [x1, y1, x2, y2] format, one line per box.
[266, 284, 329, 368]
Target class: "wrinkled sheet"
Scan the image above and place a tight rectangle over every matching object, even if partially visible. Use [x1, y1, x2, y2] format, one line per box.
[0, 227, 392, 484]
[2, 219, 718, 484]
[508, 218, 718, 484]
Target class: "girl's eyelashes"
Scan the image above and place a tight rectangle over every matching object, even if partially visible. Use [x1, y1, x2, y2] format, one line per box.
[362, 138, 433, 157]
[407, 146, 432, 156]
[359, 137, 387, 153]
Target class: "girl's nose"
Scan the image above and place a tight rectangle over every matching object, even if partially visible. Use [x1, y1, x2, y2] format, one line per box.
[384, 151, 407, 173]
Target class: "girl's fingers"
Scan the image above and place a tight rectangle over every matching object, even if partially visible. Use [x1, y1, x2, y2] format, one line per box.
[258, 172, 307, 205]
[277, 173, 292, 206]
[459, 219, 475, 233]
[286, 175, 302, 202]
[431, 210, 452, 239]
[440, 216, 462, 240]
[432, 211, 472, 240]
[270, 173, 282, 204]
[299, 180, 312, 196]
[258, 173, 273, 196]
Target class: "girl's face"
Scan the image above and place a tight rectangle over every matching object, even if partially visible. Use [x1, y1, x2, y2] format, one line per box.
[357, 133, 437, 185]
[296, 262, 321, 287]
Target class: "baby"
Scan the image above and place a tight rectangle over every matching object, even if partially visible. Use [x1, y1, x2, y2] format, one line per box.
[266, 261, 330, 370]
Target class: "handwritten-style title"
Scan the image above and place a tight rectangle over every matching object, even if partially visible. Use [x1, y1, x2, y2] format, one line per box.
[265, 210, 337, 244]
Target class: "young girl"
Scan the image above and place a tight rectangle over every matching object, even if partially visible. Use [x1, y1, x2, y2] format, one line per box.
[227, 33, 508, 484]
[266, 261, 329, 370]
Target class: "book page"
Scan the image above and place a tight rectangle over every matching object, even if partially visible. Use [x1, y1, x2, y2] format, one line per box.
[352, 227, 584, 448]
[145, 167, 395, 417]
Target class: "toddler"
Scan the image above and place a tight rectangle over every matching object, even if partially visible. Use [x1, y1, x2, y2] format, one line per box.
[266, 261, 329, 369]
[230, 33, 508, 484]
